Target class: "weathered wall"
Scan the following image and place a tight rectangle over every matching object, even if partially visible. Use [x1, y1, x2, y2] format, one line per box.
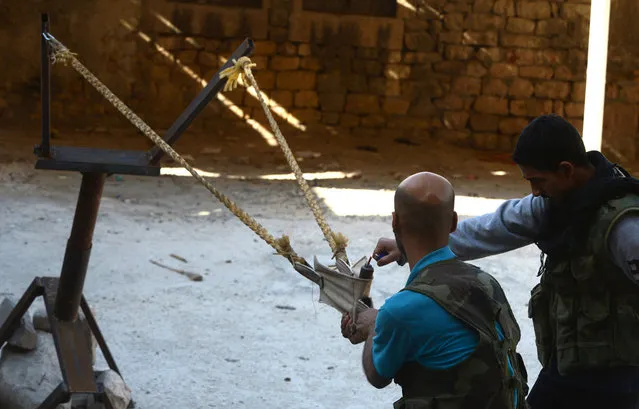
[2, 0, 638, 159]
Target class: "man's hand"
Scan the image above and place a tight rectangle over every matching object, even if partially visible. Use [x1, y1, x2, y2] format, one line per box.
[373, 238, 402, 267]
[341, 308, 378, 345]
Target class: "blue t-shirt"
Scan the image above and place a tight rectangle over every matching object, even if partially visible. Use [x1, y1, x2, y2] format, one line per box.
[372, 246, 517, 407]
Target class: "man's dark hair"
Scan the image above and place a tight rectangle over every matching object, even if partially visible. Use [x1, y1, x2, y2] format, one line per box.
[512, 114, 590, 171]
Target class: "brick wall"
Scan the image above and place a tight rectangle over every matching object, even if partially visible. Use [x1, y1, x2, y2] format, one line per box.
[2, 0, 639, 159]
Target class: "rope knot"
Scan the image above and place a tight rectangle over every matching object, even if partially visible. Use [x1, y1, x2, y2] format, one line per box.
[219, 56, 257, 92]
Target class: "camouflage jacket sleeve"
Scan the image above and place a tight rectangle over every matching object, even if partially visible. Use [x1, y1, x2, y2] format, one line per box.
[448, 194, 548, 261]
[608, 214, 639, 284]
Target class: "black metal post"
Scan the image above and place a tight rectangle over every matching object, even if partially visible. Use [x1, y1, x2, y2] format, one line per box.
[39, 13, 51, 158]
[54, 173, 106, 322]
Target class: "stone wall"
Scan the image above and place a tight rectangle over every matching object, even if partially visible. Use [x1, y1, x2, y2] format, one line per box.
[2, 0, 639, 159]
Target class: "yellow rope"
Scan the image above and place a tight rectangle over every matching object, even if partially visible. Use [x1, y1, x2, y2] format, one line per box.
[220, 57, 349, 263]
[43, 34, 308, 267]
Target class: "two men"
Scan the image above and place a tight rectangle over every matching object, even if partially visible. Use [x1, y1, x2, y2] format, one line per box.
[341, 171, 528, 409]
[371, 115, 639, 408]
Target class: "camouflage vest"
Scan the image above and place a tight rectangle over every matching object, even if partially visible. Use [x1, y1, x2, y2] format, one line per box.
[529, 193, 639, 375]
[392, 260, 529, 409]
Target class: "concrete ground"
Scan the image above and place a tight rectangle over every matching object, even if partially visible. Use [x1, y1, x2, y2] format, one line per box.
[0, 152, 544, 408]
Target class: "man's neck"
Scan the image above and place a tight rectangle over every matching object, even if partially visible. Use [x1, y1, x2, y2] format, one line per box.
[405, 240, 448, 271]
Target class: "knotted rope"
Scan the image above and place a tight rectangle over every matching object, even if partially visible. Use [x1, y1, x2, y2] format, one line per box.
[43, 33, 308, 267]
[220, 57, 349, 263]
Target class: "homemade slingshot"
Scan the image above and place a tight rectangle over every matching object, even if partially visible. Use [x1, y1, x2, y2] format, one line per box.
[0, 14, 373, 408]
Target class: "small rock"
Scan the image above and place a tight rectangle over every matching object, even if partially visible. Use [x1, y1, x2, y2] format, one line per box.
[275, 305, 296, 311]
[0, 332, 63, 409]
[0, 297, 37, 351]
[284, 377, 291, 382]
[32, 307, 50, 332]
[97, 370, 132, 409]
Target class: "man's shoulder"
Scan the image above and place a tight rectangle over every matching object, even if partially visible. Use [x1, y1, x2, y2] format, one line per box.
[379, 289, 450, 326]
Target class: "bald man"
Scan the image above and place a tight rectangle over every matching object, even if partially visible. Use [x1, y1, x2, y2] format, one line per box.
[341, 172, 528, 409]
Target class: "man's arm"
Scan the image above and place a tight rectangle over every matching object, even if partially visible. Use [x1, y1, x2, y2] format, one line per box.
[449, 194, 547, 261]
[362, 328, 392, 389]
[608, 213, 639, 284]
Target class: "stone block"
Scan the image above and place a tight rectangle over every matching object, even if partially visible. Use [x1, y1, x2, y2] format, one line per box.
[452, 77, 482, 95]
[535, 81, 571, 99]
[405, 32, 436, 51]
[294, 91, 319, 108]
[270, 56, 300, 71]
[319, 93, 346, 112]
[254, 71, 276, 90]
[501, 34, 550, 48]
[254, 41, 278, 56]
[440, 31, 462, 44]
[510, 99, 553, 116]
[483, 79, 509, 96]
[474, 96, 509, 115]
[317, 72, 344, 93]
[385, 65, 411, 80]
[298, 43, 311, 56]
[321, 112, 340, 125]
[467, 61, 489, 77]
[383, 98, 411, 115]
[464, 14, 505, 31]
[0, 297, 36, 351]
[506, 18, 536, 34]
[443, 45, 472, 61]
[489, 63, 519, 78]
[509, 78, 535, 98]
[351, 127, 379, 138]
[357, 47, 379, 59]
[607, 84, 619, 100]
[603, 102, 639, 161]
[346, 94, 380, 114]
[620, 83, 639, 103]
[387, 51, 403, 64]
[290, 109, 321, 123]
[277, 42, 298, 56]
[475, 0, 496, 13]
[470, 114, 501, 131]
[554, 65, 573, 81]
[517, 2, 552, 19]
[499, 117, 530, 134]
[300, 57, 322, 71]
[472, 133, 501, 150]
[346, 74, 369, 93]
[519, 66, 554, 79]
[445, 13, 465, 31]
[494, 0, 516, 16]
[271, 90, 294, 108]
[561, 3, 591, 20]
[536, 49, 566, 65]
[462, 31, 498, 46]
[478, 47, 504, 65]
[361, 115, 385, 128]
[276, 71, 316, 90]
[434, 95, 465, 110]
[554, 100, 565, 116]
[269, 27, 288, 43]
[433, 61, 466, 74]
[340, 113, 360, 127]
[444, 111, 470, 130]
[536, 19, 568, 36]
[408, 98, 439, 117]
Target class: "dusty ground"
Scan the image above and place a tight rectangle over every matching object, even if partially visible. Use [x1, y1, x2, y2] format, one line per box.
[0, 122, 629, 408]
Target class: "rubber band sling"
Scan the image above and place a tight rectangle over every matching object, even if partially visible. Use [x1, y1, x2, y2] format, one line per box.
[42, 33, 350, 267]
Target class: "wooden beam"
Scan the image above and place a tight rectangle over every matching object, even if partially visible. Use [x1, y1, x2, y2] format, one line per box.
[582, 0, 611, 152]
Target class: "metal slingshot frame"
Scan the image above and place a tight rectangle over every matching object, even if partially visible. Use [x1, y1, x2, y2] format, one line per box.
[0, 13, 254, 408]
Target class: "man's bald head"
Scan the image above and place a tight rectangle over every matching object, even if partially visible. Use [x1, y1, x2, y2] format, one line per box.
[393, 172, 456, 241]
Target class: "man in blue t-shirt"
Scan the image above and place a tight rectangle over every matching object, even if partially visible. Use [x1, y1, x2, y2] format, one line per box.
[341, 171, 525, 409]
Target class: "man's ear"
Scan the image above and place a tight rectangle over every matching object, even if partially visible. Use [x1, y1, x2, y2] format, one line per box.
[450, 211, 458, 233]
[557, 161, 575, 179]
